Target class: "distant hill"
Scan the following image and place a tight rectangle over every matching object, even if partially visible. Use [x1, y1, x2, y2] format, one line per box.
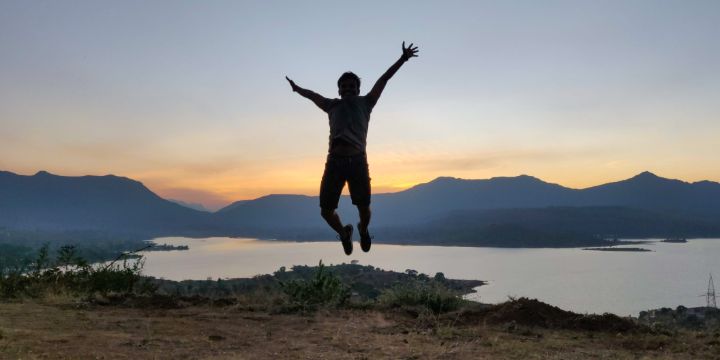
[387, 206, 720, 247]
[366, 175, 579, 226]
[377, 172, 720, 225]
[213, 175, 583, 229]
[0, 171, 212, 236]
[578, 171, 720, 222]
[213, 171, 720, 243]
[2, 170, 720, 246]
[169, 199, 211, 212]
[216, 171, 720, 229]
[211, 194, 332, 239]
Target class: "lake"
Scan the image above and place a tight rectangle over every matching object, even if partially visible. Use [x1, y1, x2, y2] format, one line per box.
[140, 237, 719, 316]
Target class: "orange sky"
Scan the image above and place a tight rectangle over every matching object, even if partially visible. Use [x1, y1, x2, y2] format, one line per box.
[2, 1, 719, 210]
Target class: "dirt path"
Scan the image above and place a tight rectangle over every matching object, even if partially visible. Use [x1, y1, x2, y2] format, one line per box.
[0, 301, 714, 359]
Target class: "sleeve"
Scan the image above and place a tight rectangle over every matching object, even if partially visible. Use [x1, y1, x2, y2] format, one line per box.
[319, 98, 337, 113]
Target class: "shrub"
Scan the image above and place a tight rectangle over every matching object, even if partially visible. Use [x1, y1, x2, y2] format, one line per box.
[0, 244, 156, 299]
[279, 260, 350, 312]
[378, 280, 462, 314]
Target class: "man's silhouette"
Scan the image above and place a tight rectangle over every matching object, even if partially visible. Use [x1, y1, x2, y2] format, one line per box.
[286, 42, 419, 255]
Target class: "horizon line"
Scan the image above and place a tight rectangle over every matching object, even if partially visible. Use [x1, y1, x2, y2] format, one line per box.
[3, 168, 718, 212]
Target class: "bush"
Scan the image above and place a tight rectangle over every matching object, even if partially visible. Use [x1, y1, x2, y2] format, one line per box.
[379, 280, 462, 314]
[0, 244, 156, 299]
[279, 260, 349, 312]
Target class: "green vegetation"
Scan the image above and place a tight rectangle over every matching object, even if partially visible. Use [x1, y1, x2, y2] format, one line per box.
[0, 243, 35, 270]
[270, 261, 468, 314]
[639, 306, 720, 331]
[0, 244, 156, 299]
[378, 280, 463, 314]
[6, 247, 720, 359]
[1, 240, 480, 316]
[278, 260, 350, 312]
[0, 228, 157, 263]
[0, 228, 189, 274]
[151, 263, 483, 304]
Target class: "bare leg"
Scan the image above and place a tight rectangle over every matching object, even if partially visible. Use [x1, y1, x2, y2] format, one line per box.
[357, 205, 371, 235]
[321, 208, 346, 236]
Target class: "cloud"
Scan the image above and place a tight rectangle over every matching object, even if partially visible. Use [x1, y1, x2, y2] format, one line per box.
[374, 148, 602, 174]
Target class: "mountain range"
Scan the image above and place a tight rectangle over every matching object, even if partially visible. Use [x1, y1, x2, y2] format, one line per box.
[2, 170, 719, 247]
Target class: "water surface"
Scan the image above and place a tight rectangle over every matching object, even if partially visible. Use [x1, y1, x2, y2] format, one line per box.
[140, 237, 719, 316]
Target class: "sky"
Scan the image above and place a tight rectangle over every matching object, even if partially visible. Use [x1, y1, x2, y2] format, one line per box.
[1, 0, 719, 210]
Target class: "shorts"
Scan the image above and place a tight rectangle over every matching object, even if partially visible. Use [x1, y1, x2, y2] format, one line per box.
[319, 153, 371, 210]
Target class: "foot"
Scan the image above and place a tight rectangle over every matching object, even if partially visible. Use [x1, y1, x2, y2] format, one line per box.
[358, 223, 372, 252]
[338, 224, 353, 255]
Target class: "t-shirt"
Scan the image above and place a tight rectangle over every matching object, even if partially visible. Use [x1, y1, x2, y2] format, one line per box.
[319, 95, 376, 153]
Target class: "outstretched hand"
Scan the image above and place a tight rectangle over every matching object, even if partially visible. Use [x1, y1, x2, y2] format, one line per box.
[285, 76, 298, 92]
[401, 41, 419, 61]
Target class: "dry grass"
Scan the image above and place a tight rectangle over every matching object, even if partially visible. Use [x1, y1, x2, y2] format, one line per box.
[0, 299, 717, 359]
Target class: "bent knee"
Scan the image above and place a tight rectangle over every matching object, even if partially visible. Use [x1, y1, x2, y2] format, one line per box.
[320, 208, 335, 218]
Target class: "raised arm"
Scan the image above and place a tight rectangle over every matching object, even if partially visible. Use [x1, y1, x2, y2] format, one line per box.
[286, 76, 331, 111]
[366, 42, 419, 107]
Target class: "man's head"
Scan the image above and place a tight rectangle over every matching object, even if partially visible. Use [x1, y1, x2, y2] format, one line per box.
[337, 72, 361, 98]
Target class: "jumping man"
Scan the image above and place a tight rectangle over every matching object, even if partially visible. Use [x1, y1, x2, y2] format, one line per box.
[286, 42, 419, 255]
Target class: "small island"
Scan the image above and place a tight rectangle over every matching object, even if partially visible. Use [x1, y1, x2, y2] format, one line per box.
[144, 243, 190, 251]
[662, 237, 688, 243]
[583, 247, 652, 252]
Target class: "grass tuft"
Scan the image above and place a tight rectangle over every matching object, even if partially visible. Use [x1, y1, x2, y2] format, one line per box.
[379, 280, 463, 314]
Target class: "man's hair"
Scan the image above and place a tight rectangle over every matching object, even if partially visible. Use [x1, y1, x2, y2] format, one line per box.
[337, 72, 361, 88]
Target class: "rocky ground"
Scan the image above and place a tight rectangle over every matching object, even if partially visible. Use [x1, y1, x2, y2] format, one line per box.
[1, 297, 718, 359]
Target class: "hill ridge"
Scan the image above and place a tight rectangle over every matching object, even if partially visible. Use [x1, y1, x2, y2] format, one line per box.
[3, 169, 720, 244]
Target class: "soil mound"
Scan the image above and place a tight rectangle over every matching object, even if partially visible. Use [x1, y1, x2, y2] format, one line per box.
[465, 298, 642, 333]
[487, 298, 575, 327]
[567, 313, 638, 332]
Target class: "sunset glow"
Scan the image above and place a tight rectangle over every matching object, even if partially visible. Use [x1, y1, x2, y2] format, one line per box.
[2, 1, 719, 210]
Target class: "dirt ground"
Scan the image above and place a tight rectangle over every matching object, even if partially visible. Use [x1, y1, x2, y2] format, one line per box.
[0, 300, 717, 359]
